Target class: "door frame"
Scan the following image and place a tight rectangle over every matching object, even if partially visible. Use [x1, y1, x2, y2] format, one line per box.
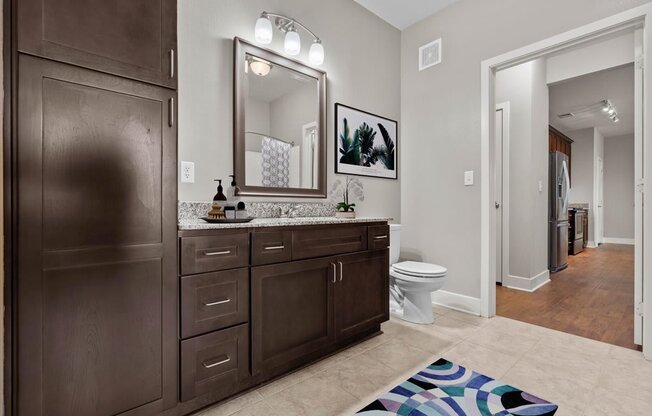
[495, 102, 510, 285]
[480, 4, 652, 361]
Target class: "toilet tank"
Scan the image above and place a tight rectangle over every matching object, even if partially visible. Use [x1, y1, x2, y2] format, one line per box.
[389, 224, 401, 265]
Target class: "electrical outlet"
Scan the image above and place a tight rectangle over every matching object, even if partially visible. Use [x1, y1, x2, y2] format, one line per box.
[464, 171, 474, 186]
[180, 161, 195, 183]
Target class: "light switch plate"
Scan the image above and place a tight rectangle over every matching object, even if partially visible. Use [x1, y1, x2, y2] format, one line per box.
[464, 170, 474, 186]
[180, 161, 195, 183]
[538, 180, 543, 192]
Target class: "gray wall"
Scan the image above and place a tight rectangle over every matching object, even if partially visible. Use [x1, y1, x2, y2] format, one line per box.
[400, 0, 647, 299]
[604, 134, 635, 239]
[569, 128, 596, 242]
[495, 59, 549, 280]
[178, 0, 401, 219]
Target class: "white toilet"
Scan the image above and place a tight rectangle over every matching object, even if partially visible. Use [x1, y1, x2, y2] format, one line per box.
[389, 224, 447, 324]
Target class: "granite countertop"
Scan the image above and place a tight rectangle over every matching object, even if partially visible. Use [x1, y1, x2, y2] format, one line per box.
[178, 216, 393, 230]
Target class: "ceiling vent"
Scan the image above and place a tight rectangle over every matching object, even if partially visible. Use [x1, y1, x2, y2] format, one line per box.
[419, 38, 442, 71]
[558, 113, 575, 119]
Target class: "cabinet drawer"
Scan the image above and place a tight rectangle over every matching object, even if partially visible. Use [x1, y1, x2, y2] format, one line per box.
[181, 269, 249, 339]
[181, 233, 249, 275]
[252, 230, 292, 266]
[368, 225, 390, 250]
[292, 226, 367, 260]
[180, 324, 249, 402]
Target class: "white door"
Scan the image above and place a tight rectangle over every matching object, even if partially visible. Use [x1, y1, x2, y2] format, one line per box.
[596, 157, 604, 244]
[495, 105, 508, 284]
[634, 28, 644, 346]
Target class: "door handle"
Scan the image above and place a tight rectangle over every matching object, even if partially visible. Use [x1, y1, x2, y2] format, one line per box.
[331, 263, 336, 283]
[495, 202, 500, 209]
[169, 49, 175, 79]
[202, 355, 230, 369]
[168, 97, 175, 127]
[338, 261, 343, 281]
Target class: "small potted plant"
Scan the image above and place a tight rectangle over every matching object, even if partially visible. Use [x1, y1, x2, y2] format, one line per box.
[334, 176, 363, 219]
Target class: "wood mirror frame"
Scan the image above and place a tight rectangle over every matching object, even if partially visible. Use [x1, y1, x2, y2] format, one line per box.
[233, 37, 327, 198]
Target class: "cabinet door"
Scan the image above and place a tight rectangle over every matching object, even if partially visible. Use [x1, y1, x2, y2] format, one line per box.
[17, 0, 177, 88]
[16, 55, 177, 416]
[251, 258, 336, 375]
[335, 250, 389, 340]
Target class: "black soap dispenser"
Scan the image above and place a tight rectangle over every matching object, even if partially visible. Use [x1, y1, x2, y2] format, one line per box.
[213, 179, 227, 201]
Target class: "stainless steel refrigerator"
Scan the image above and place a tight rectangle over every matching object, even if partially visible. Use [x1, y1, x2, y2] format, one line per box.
[549, 151, 570, 272]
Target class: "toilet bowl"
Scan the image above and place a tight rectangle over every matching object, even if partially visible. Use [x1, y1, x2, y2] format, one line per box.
[389, 225, 447, 324]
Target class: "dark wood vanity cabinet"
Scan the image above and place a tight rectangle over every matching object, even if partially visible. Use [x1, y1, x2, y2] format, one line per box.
[17, 0, 177, 88]
[335, 250, 390, 340]
[251, 257, 337, 375]
[177, 222, 390, 413]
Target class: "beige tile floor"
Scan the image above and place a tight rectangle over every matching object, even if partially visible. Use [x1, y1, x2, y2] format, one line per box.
[197, 306, 652, 416]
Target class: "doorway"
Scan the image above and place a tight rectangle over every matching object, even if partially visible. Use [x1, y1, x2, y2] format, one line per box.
[480, 4, 652, 360]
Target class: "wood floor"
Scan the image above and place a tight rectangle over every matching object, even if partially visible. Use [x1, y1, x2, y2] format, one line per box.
[497, 243, 640, 350]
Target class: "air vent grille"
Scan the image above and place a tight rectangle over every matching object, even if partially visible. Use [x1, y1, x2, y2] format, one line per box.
[419, 38, 442, 71]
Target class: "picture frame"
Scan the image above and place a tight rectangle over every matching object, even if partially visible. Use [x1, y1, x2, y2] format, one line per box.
[334, 103, 398, 180]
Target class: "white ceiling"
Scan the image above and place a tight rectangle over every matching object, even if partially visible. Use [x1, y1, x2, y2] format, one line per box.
[354, 0, 459, 30]
[549, 64, 635, 138]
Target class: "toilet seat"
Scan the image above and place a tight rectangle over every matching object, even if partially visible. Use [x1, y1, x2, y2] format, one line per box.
[391, 261, 447, 279]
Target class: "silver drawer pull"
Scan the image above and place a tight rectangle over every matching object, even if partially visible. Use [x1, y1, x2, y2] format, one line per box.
[264, 245, 285, 251]
[202, 355, 230, 369]
[374, 235, 388, 239]
[203, 298, 230, 307]
[204, 250, 231, 256]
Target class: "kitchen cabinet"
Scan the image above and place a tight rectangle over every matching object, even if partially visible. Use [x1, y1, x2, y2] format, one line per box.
[15, 55, 178, 415]
[549, 126, 574, 181]
[17, 0, 177, 88]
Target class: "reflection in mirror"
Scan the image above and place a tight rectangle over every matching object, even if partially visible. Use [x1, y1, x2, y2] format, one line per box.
[234, 38, 326, 198]
[243, 53, 319, 189]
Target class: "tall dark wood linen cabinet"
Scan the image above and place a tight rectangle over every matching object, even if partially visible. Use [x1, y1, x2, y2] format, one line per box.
[7, 0, 178, 415]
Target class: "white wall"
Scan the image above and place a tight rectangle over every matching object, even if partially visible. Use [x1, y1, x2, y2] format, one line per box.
[178, 0, 401, 219]
[495, 59, 548, 282]
[547, 31, 635, 85]
[604, 134, 635, 239]
[400, 0, 649, 301]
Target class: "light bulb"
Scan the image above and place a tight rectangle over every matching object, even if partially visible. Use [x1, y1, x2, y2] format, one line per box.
[613, 117, 620, 123]
[249, 59, 271, 76]
[255, 15, 273, 44]
[309, 40, 324, 65]
[284, 28, 301, 56]
[608, 108, 615, 115]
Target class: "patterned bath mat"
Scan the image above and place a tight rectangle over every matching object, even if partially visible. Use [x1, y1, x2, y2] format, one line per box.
[356, 358, 558, 415]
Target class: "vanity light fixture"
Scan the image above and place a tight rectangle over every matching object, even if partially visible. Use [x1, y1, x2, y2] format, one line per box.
[254, 12, 324, 65]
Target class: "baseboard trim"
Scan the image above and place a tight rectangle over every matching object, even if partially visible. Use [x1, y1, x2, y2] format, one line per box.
[586, 241, 598, 248]
[603, 237, 635, 245]
[431, 290, 481, 316]
[503, 269, 550, 292]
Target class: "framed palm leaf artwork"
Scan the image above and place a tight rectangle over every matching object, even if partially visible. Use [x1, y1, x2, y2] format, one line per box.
[335, 103, 398, 179]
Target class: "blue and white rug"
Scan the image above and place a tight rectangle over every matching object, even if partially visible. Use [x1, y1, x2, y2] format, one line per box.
[356, 358, 558, 415]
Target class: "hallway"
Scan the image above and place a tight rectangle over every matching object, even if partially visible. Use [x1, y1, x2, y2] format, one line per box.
[497, 244, 638, 350]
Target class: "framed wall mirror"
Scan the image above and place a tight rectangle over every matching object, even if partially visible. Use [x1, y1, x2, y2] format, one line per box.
[234, 37, 327, 197]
